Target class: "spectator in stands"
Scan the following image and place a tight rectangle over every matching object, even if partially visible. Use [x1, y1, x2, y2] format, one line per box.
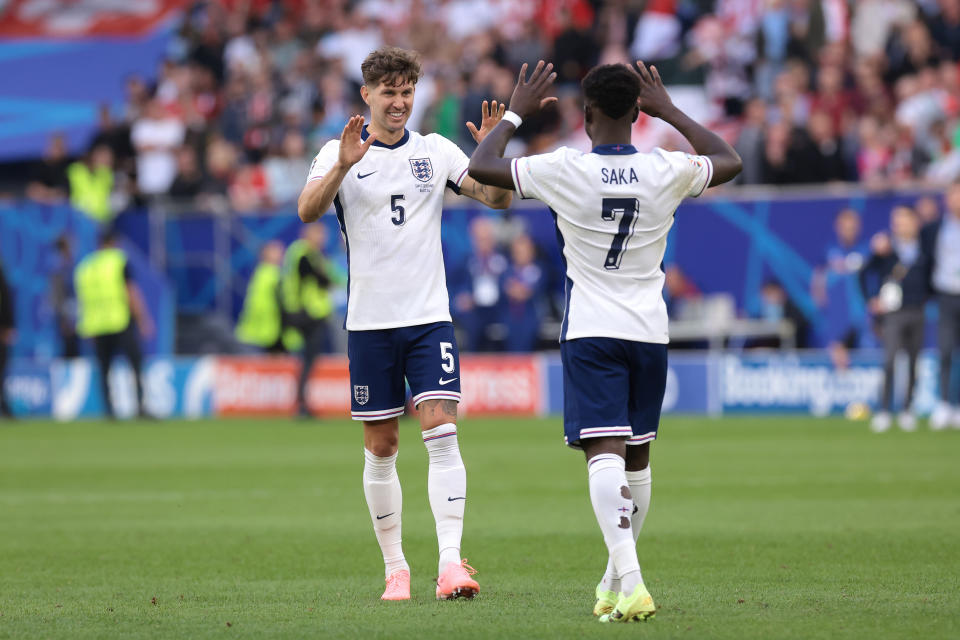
[229, 162, 270, 212]
[89, 103, 134, 173]
[26, 133, 69, 204]
[0, 256, 14, 418]
[503, 233, 544, 352]
[169, 146, 204, 200]
[923, 182, 960, 429]
[735, 98, 767, 184]
[200, 137, 238, 209]
[754, 280, 810, 349]
[807, 110, 850, 182]
[860, 205, 927, 432]
[50, 235, 78, 359]
[67, 144, 115, 224]
[264, 130, 310, 206]
[131, 99, 185, 198]
[456, 217, 508, 351]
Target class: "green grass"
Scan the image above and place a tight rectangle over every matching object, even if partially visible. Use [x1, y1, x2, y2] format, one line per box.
[0, 416, 958, 639]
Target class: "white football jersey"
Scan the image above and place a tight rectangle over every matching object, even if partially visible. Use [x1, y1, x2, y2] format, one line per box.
[308, 127, 470, 330]
[512, 144, 713, 343]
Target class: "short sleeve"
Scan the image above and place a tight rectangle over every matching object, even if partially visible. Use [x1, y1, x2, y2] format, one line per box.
[305, 140, 340, 185]
[655, 149, 714, 198]
[433, 135, 470, 194]
[511, 148, 570, 201]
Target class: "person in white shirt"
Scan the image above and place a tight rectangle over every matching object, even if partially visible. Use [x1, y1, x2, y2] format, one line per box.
[297, 46, 512, 602]
[130, 99, 184, 196]
[468, 60, 742, 623]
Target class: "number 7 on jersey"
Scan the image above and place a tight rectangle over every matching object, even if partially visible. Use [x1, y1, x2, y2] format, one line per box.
[601, 197, 640, 270]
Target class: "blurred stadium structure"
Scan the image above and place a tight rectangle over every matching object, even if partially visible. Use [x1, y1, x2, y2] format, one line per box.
[0, 0, 958, 421]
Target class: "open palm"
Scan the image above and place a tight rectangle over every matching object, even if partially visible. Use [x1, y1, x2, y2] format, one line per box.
[338, 115, 377, 167]
[466, 100, 506, 143]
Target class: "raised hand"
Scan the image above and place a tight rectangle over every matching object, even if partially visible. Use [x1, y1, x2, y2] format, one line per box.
[337, 115, 377, 167]
[466, 100, 506, 143]
[634, 61, 675, 119]
[507, 60, 558, 119]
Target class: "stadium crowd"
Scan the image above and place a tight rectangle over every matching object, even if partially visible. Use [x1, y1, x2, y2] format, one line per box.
[19, 0, 960, 220]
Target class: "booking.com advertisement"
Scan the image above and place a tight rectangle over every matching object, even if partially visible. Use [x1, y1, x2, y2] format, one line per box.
[0, 352, 942, 420]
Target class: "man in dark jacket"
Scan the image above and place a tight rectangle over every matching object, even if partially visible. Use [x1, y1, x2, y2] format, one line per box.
[921, 183, 960, 429]
[860, 205, 928, 433]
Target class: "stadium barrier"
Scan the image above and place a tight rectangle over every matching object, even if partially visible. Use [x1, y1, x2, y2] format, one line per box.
[3, 351, 942, 419]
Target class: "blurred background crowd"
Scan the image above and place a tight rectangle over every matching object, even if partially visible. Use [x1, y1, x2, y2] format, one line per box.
[18, 0, 960, 218]
[0, 0, 960, 422]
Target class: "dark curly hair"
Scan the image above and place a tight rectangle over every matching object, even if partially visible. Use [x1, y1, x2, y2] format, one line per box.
[581, 64, 641, 120]
[361, 46, 422, 87]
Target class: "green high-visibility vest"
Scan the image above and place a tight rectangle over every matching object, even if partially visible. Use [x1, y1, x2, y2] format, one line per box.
[67, 161, 114, 223]
[282, 240, 333, 319]
[281, 240, 333, 351]
[74, 248, 130, 337]
[235, 263, 282, 347]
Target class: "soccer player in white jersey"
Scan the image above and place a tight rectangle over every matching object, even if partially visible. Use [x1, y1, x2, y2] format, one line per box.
[297, 47, 513, 602]
[468, 61, 742, 622]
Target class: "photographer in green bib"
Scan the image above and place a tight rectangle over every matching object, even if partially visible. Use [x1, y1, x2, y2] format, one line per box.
[235, 240, 285, 353]
[283, 224, 337, 418]
[74, 229, 155, 418]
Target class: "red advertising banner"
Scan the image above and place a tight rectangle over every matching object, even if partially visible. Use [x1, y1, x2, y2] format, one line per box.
[459, 355, 541, 416]
[213, 354, 542, 418]
[0, 0, 187, 37]
[214, 356, 350, 417]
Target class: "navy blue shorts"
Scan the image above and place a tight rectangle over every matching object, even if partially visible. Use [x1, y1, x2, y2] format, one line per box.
[560, 337, 667, 449]
[347, 321, 461, 421]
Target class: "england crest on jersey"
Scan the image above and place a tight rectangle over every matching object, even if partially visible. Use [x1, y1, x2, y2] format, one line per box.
[409, 157, 433, 182]
[354, 385, 369, 405]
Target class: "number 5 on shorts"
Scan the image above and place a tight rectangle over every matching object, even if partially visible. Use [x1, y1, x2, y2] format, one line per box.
[440, 342, 455, 373]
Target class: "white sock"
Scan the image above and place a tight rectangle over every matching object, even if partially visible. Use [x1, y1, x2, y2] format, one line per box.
[599, 466, 652, 592]
[423, 423, 466, 574]
[588, 453, 643, 594]
[362, 449, 408, 578]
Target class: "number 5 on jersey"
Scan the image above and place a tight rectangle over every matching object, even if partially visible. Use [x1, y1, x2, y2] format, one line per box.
[602, 197, 640, 270]
[391, 194, 405, 226]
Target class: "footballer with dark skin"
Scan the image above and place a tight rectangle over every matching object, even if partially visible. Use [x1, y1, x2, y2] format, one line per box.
[469, 59, 741, 622]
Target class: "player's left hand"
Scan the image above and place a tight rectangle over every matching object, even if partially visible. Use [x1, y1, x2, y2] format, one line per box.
[635, 61, 675, 119]
[466, 100, 506, 143]
[507, 60, 558, 119]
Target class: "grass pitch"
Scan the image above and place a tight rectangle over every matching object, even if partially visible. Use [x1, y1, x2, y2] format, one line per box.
[1, 415, 958, 639]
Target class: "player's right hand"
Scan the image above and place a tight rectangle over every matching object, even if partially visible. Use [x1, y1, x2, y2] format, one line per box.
[338, 115, 377, 167]
[507, 60, 558, 119]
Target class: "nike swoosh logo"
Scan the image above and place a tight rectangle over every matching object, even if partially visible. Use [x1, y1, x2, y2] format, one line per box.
[438, 377, 458, 386]
[357, 171, 377, 179]
[376, 512, 395, 520]
[447, 497, 465, 502]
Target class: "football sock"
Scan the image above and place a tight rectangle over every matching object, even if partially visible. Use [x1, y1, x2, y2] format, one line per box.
[588, 453, 643, 594]
[600, 466, 653, 591]
[422, 423, 466, 574]
[362, 449, 408, 578]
